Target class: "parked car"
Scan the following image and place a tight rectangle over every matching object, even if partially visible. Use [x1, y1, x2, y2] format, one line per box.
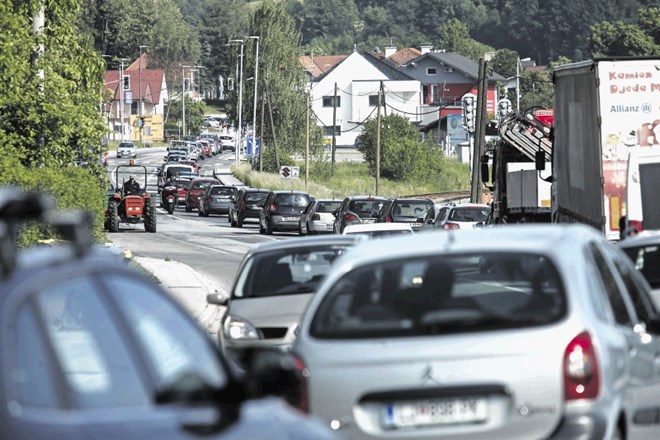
[292, 224, 660, 440]
[376, 197, 434, 232]
[207, 235, 361, 364]
[185, 177, 221, 212]
[116, 142, 137, 159]
[229, 188, 271, 228]
[199, 185, 238, 217]
[342, 222, 413, 238]
[333, 195, 387, 234]
[299, 199, 342, 235]
[618, 231, 660, 308]
[259, 191, 312, 235]
[430, 202, 491, 230]
[0, 187, 343, 440]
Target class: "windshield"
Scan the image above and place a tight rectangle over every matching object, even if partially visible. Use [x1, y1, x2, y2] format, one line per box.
[449, 207, 490, 222]
[233, 245, 353, 298]
[311, 253, 566, 339]
[276, 193, 310, 207]
[349, 199, 383, 217]
[316, 201, 342, 213]
[192, 180, 217, 190]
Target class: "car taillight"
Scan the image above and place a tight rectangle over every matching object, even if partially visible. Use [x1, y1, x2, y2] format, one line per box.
[443, 222, 460, 230]
[312, 213, 320, 220]
[343, 213, 358, 222]
[627, 220, 643, 235]
[292, 355, 310, 413]
[269, 203, 277, 213]
[385, 216, 392, 223]
[564, 331, 600, 401]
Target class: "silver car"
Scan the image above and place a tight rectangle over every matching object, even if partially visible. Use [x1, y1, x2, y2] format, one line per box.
[292, 224, 660, 440]
[300, 199, 343, 235]
[207, 235, 362, 363]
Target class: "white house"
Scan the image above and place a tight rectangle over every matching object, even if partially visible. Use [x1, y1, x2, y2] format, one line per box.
[308, 51, 420, 148]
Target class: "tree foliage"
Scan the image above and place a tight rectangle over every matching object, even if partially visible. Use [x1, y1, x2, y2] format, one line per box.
[588, 7, 660, 57]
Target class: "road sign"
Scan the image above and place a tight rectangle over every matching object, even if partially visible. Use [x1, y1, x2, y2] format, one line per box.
[280, 165, 299, 179]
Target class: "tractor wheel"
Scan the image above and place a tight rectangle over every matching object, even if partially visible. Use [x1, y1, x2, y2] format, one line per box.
[144, 199, 157, 233]
[108, 201, 120, 233]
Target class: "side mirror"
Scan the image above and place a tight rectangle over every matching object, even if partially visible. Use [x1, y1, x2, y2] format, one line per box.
[535, 150, 545, 171]
[206, 293, 228, 306]
[480, 154, 490, 183]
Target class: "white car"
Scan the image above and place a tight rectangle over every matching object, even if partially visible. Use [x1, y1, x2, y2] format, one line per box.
[299, 199, 342, 235]
[342, 222, 413, 238]
[292, 224, 660, 440]
[220, 135, 236, 151]
[116, 142, 137, 159]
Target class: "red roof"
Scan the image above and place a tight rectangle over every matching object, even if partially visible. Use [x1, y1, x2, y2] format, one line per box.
[387, 48, 422, 66]
[103, 68, 165, 105]
[298, 55, 348, 78]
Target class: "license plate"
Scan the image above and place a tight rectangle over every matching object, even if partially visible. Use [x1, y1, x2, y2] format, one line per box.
[412, 223, 422, 228]
[325, 224, 333, 230]
[383, 397, 488, 429]
[362, 219, 376, 224]
[283, 217, 298, 222]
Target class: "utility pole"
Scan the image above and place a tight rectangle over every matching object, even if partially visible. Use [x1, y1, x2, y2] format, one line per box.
[138, 45, 148, 144]
[305, 92, 310, 190]
[182, 65, 190, 137]
[246, 36, 259, 162]
[331, 82, 338, 174]
[120, 59, 128, 142]
[474, 58, 489, 203]
[259, 93, 265, 172]
[267, 88, 280, 170]
[375, 81, 383, 196]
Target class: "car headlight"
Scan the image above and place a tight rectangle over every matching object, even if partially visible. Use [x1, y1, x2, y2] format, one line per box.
[223, 315, 260, 340]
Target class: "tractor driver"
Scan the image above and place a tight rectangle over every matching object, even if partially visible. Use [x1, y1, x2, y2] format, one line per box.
[123, 175, 141, 195]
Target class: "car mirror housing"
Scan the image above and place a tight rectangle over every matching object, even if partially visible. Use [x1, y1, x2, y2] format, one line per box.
[207, 293, 228, 306]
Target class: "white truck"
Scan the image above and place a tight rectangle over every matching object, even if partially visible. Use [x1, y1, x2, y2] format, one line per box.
[552, 57, 660, 240]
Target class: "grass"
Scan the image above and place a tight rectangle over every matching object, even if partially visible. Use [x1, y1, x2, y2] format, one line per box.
[232, 158, 470, 199]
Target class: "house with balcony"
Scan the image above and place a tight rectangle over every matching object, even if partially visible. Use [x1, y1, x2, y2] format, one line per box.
[383, 46, 506, 151]
[103, 53, 168, 142]
[304, 51, 420, 148]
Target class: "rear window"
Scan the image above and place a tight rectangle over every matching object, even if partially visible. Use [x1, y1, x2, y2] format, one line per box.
[622, 244, 660, 289]
[392, 201, 433, 218]
[233, 245, 353, 298]
[210, 187, 235, 196]
[192, 180, 217, 190]
[348, 199, 384, 216]
[317, 201, 342, 213]
[275, 193, 310, 207]
[310, 253, 566, 339]
[245, 192, 269, 202]
[449, 207, 489, 222]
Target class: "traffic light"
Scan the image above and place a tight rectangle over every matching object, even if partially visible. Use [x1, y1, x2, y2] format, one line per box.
[462, 93, 476, 133]
[122, 75, 130, 91]
[498, 98, 512, 121]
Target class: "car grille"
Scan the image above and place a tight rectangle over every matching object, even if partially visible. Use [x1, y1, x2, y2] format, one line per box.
[258, 327, 288, 339]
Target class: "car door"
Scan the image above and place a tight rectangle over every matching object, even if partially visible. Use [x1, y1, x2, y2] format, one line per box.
[589, 242, 660, 439]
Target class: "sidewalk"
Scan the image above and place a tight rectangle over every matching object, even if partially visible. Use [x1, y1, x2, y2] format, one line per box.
[134, 256, 228, 338]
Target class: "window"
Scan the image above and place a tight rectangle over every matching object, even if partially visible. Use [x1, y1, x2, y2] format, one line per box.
[422, 85, 430, 105]
[325, 126, 341, 136]
[431, 84, 439, 103]
[369, 95, 382, 106]
[426, 67, 437, 75]
[589, 243, 632, 325]
[322, 96, 341, 107]
[131, 102, 138, 115]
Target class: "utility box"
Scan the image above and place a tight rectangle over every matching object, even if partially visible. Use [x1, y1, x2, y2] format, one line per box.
[506, 163, 552, 209]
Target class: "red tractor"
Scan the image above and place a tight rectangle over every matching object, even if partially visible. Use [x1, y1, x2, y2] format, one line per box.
[105, 164, 157, 233]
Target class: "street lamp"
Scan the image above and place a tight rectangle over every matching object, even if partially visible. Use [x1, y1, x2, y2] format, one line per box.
[181, 65, 191, 137]
[119, 58, 130, 141]
[228, 39, 244, 164]
[138, 45, 148, 143]
[516, 57, 531, 112]
[245, 36, 259, 162]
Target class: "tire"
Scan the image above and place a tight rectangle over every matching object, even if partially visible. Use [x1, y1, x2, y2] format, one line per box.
[237, 215, 244, 228]
[185, 204, 192, 213]
[259, 220, 265, 234]
[144, 199, 157, 233]
[108, 201, 120, 232]
[167, 201, 175, 215]
[265, 219, 273, 235]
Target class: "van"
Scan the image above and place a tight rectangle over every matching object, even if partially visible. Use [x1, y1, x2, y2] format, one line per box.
[625, 146, 660, 236]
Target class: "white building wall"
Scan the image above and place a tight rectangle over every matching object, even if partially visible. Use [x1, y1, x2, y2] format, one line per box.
[310, 52, 419, 147]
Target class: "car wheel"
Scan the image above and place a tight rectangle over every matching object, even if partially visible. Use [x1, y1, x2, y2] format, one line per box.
[259, 220, 265, 234]
[185, 204, 192, 213]
[265, 219, 273, 235]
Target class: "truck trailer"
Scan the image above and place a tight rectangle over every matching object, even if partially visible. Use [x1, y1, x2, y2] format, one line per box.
[552, 57, 660, 240]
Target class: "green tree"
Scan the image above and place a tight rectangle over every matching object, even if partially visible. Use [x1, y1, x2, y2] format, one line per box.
[436, 19, 494, 61]
[589, 8, 660, 56]
[166, 97, 206, 136]
[244, 0, 311, 172]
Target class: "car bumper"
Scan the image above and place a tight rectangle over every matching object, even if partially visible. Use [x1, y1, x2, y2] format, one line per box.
[206, 204, 231, 214]
[547, 412, 608, 440]
[309, 221, 334, 233]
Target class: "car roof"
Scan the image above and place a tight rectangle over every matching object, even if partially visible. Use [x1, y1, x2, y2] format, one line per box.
[344, 195, 386, 200]
[618, 230, 660, 248]
[335, 224, 599, 268]
[444, 203, 490, 209]
[270, 190, 310, 195]
[343, 223, 413, 233]
[245, 234, 362, 256]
